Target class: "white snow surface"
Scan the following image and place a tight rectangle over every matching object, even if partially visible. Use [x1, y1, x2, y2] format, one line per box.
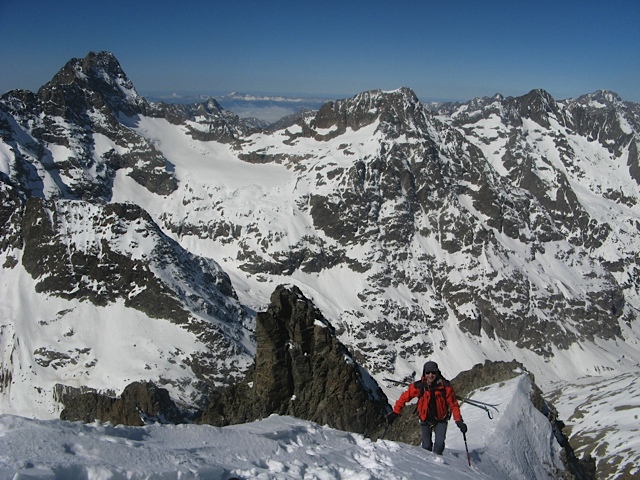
[0, 375, 564, 480]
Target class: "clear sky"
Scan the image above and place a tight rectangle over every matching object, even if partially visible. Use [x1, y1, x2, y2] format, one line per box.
[1, 0, 639, 102]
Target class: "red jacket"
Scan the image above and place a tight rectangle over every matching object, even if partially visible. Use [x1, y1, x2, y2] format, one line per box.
[393, 377, 462, 423]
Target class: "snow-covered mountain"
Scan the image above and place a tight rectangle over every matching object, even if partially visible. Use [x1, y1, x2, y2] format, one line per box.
[1, 51, 639, 478]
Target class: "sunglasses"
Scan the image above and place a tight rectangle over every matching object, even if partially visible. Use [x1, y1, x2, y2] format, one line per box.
[425, 371, 438, 375]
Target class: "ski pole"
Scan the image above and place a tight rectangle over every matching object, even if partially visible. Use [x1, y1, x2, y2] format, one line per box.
[457, 396, 498, 419]
[458, 397, 499, 409]
[463, 431, 470, 467]
[379, 412, 393, 440]
[379, 421, 390, 440]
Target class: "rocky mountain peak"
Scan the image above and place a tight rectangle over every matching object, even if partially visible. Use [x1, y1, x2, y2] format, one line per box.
[310, 87, 425, 139]
[59, 381, 184, 426]
[463, 92, 505, 110]
[449, 89, 561, 128]
[575, 89, 624, 108]
[0, 51, 180, 200]
[560, 90, 639, 163]
[506, 88, 560, 127]
[47, 51, 129, 88]
[37, 50, 144, 118]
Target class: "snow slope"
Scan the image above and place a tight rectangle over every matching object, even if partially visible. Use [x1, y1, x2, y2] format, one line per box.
[548, 371, 640, 479]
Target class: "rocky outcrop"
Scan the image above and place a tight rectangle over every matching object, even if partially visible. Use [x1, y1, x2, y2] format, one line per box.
[451, 359, 527, 398]
[198, 284, 389, 436]
[58, 381, 183, 426]
[0, 182, 24, 256]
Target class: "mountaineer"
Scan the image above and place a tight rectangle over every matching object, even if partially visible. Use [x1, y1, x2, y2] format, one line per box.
[386, 360, 467, 455]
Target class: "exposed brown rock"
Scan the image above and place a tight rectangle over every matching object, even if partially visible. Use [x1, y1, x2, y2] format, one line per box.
[198, 284, 389, 436]
[59, 381, 183, 426]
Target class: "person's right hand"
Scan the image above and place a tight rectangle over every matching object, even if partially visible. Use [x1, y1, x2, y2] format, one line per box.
[386, 412, 399, 424]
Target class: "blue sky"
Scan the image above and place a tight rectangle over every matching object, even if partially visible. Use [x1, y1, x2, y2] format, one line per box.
[1, 0, 639, 102]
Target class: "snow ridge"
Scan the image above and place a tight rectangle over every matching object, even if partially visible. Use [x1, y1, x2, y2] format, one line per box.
[0, 375, 562, 480]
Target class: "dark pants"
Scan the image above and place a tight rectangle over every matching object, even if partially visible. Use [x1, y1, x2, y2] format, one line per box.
[421, 421, 448, 455]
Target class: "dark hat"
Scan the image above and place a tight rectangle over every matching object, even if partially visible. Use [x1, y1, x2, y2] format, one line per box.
[423, 361, 439, 374]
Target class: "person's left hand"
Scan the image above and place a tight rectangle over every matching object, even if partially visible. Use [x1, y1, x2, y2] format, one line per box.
[456, 421, 468, 433]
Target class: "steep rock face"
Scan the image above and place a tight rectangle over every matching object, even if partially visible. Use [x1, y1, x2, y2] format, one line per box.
[563, 91, 638, 159]
[198, 285, 389, 436]
[0, 182, 24, 257]
[423, 89, 636, 349]
[312, 87, 427, 139]
[20, 198, 240, 322]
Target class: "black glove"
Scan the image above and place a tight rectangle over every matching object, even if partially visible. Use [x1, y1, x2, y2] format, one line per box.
[386, 412, 399, 424]
[456, 421, 468, 433]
